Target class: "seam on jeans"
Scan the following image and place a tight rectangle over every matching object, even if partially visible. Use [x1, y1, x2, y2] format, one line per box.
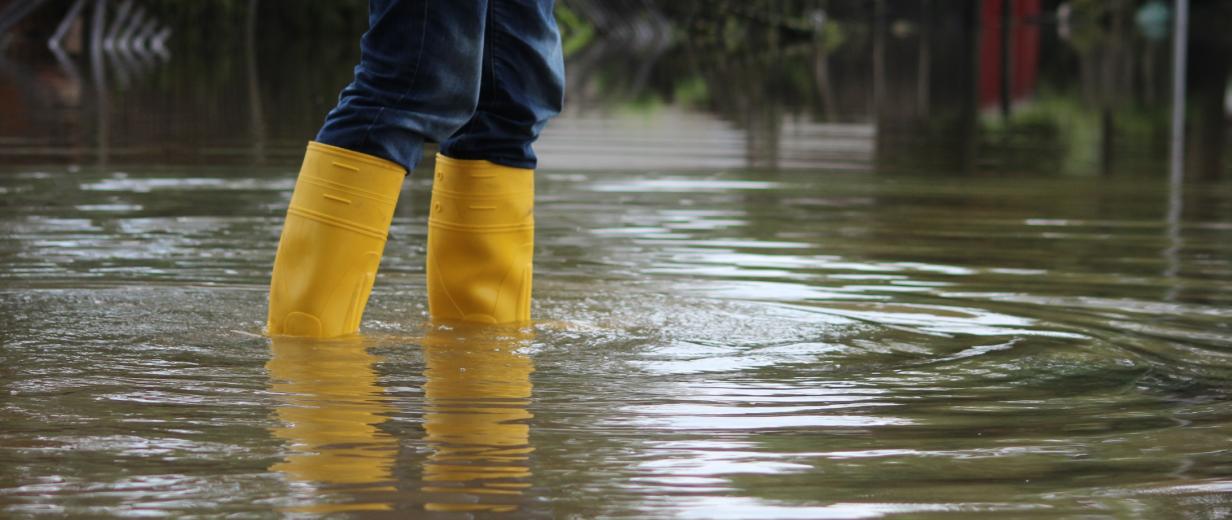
[478, 0, 535, 170]
[359, 1, 430, 150]
[489, 0, 502, 105]
[441, 0, 494, 158]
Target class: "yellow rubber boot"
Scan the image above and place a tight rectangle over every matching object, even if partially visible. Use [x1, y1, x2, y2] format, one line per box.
[268, 142, 404, 337]
[427, 154, 534, 324]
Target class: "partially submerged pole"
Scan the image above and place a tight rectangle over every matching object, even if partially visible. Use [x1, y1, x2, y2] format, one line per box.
[91, 0, 110, 167]
[1000, 0, 1012, 120]
[1168, 0, 1188, 179]
[1163, 0, 1189, 297]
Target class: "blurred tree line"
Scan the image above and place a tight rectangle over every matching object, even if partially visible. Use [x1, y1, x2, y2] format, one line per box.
[3, 0, 1227, 176]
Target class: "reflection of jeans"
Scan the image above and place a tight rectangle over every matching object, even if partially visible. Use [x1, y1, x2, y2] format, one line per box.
[316, 0, 565, 171]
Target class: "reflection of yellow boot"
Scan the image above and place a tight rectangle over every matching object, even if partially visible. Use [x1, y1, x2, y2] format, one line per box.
[267, 337, 397, 512]
[427, 154, 534, 324]
[422, 326, 534, 513]
[268, 142, 404, 337]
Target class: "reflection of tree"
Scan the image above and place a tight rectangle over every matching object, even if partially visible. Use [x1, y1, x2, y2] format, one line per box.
[871, 0, 1230, 180]
[564, 2, 856, 170]
[870, 1, 982, 175]
[1186, 10, 1230, 181]
[994, 0, 1229, 179]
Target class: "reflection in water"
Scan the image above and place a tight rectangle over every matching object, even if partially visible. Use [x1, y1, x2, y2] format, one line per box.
[266, 329, 535, 514]
[422, 326, 535, 514]
[266, 337, 397, 513]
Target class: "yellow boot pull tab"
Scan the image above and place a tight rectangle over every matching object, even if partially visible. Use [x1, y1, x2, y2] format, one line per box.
[427, 154, 535, 324]
[267, 142, 405, 338]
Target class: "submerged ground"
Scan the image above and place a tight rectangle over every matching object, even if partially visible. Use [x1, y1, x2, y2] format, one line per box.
[3, 1, 1232, 516]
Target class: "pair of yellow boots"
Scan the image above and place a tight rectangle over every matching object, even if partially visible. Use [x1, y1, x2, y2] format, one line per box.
[267, 142, 535, 337]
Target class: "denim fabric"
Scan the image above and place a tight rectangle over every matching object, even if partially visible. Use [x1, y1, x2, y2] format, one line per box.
[315, 0, 565, 172]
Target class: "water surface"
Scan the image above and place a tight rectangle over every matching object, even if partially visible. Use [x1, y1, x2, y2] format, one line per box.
[2, 161, 1231, 517]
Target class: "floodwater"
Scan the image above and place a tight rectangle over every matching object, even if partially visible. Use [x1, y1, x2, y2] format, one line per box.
[3, 160, 1232, 517]
[3, 1, 1232, 518]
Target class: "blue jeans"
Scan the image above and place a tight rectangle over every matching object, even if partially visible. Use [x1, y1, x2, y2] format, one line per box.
[316, 0, 565, 171]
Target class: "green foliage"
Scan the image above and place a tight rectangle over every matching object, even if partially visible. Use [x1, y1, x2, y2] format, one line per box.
[555, 4, 595, 57]
[984, 93, 1101, 175]
[672, 76, 709, 107]
[981, 89, 1169, 176]
[819, 19, 844, 52]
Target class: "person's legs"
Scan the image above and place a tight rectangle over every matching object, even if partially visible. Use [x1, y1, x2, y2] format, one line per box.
[426, 0, 563, 324]
[439, 0, 565, 169]
[317, 0, 490, 171]
[269, 0, 490, 337]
